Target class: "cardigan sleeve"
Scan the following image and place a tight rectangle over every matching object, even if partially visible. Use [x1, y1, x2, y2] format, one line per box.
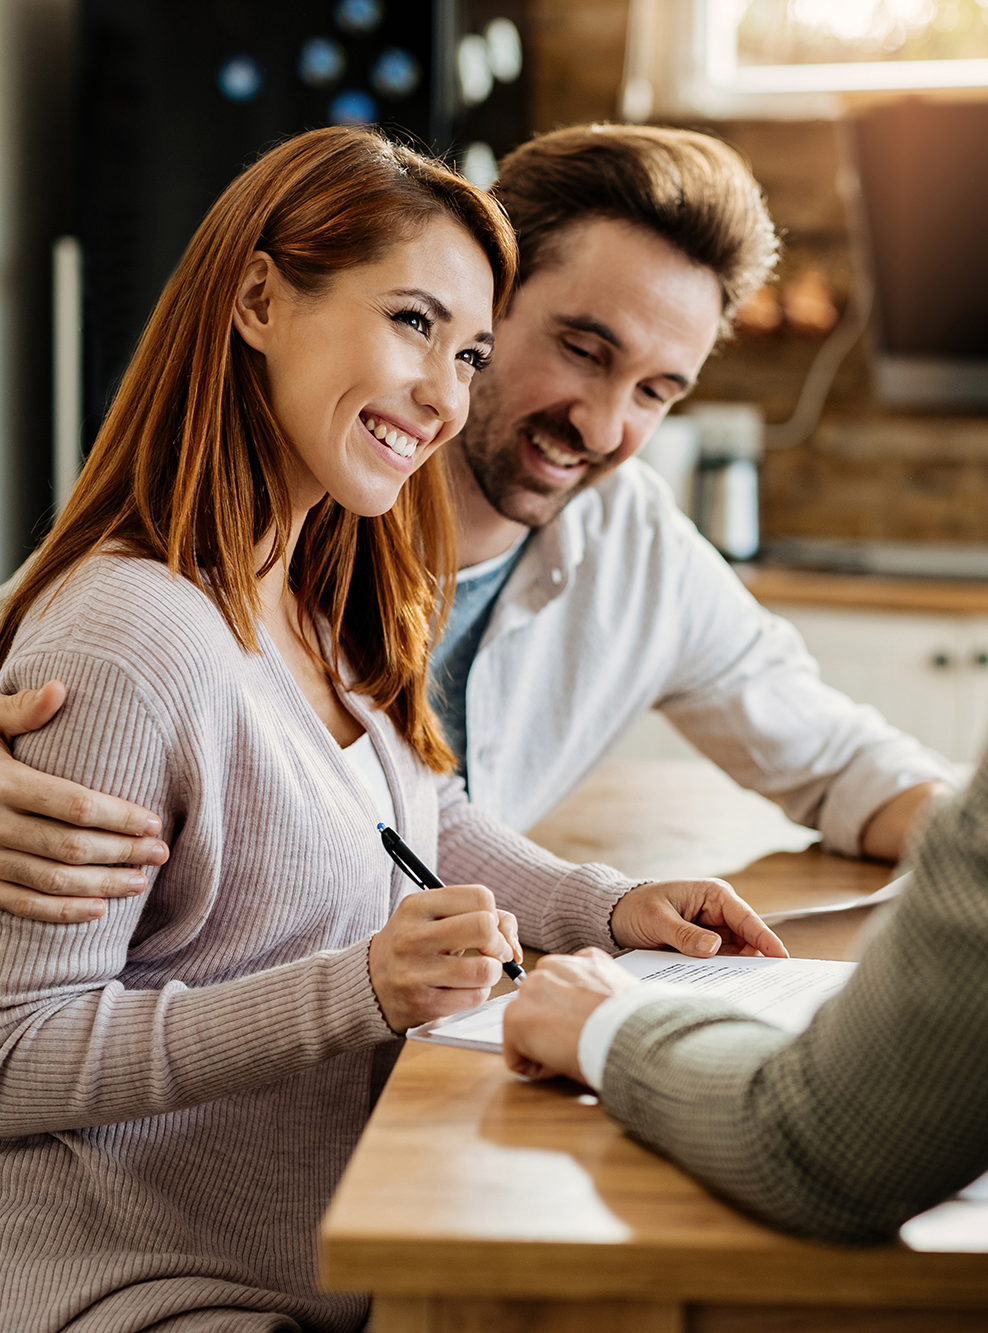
[0, 650, 392, 1137]
[596, 751, 988, 1244]
[435, 774, 639, 954]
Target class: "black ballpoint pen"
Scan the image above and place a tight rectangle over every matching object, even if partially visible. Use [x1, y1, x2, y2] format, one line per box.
[377, 823, 526, 986]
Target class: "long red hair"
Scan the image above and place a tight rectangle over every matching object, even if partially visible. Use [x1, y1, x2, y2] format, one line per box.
[0, 128, 517, 772]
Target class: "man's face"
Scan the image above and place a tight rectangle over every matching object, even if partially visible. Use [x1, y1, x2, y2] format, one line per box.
[459, 216, 723, 528]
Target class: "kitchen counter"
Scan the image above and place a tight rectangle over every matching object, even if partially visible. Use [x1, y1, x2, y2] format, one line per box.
[739, 566, 988, 615]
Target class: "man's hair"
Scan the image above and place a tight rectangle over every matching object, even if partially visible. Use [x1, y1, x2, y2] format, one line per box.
[495, 123, 779, 331]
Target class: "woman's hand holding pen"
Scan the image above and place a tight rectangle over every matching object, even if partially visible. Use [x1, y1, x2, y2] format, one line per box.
[368, 885, 522, 1033]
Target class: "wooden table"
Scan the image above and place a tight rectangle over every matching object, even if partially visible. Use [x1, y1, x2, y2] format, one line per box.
[320, 764, 988, 1333]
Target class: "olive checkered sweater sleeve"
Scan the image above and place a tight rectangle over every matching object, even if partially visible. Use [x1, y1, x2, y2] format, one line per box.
[600, 754, 988, 1244]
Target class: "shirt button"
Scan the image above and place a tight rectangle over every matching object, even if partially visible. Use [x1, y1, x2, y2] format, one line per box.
[551, 568, 563, 585]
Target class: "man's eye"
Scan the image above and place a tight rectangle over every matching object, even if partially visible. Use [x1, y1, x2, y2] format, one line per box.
[393, 309, 432, 336]
[562, 339, 595, 361]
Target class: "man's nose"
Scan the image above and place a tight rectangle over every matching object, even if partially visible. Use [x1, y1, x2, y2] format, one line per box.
[567, 388, 630, 459]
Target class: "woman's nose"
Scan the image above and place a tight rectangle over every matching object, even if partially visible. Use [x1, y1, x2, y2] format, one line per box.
[415, 357, 462, 425]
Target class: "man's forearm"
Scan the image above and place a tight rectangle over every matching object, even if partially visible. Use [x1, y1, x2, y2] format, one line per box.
[860, 780, 952, 862]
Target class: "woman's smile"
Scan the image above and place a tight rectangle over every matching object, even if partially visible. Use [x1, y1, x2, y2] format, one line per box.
[359, 410, 429, 462]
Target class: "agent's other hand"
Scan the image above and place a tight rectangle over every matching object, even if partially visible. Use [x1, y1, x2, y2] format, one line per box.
[368, 884, 522, 1033]
[610, 877, 787, 959]
[503, 948, 636, 1082]
[0, 681, 169, 923]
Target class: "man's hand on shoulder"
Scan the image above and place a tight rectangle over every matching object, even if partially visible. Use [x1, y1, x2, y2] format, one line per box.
[0, 681, 168, 923]
[610, 877, 787, 958]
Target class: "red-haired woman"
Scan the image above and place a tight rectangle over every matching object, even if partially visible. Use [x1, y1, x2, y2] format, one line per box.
[0, 128, 780, 1332]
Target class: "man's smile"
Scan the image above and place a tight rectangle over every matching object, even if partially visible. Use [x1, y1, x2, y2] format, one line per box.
[527, 430, 588, 470]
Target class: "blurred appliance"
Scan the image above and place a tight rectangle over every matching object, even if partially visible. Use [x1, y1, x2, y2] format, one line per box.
[854, 100, 988, 408]
[71, 0, 529, 452]
[685, 403, 763, 563]
[638, 416, 700, 513]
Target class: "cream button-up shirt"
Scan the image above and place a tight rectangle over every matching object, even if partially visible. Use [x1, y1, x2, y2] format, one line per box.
[462, 458, 957, 856]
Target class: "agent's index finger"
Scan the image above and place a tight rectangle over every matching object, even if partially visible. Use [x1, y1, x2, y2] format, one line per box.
[7, 764, 162, 838]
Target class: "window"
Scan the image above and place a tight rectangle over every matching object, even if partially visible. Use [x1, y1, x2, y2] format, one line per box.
[710, 0, 988, 93]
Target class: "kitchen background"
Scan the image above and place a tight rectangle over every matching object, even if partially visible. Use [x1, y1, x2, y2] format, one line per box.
[3, 0, 988, 765]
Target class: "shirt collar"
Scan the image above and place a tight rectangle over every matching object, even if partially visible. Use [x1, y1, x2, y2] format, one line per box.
[485, 490, 592, 630]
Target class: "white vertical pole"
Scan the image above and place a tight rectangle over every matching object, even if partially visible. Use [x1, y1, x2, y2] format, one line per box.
[52, 234, 82, 514]
[620, 0, 664, 122]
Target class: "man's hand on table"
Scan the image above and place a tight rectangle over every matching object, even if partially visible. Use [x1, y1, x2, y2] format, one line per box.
[610, 878, 787, 958]
[0, 681, 168, 923]
[860, 781, 954, 863]
[503, 949, 635, 1082]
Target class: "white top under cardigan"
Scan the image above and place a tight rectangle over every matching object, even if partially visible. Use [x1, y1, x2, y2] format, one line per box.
[342, 731, 396, 831]
[0, 555, 639, 1333]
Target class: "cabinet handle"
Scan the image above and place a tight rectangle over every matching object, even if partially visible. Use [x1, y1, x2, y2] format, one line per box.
[974, 651, 988, 669]
[931, 652, 954, 669]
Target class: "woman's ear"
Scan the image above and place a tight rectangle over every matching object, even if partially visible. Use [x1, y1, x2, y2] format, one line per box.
[232, 251, 278, 352]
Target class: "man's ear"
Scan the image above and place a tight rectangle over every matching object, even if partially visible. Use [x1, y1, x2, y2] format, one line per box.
[232, 251, 278, 352]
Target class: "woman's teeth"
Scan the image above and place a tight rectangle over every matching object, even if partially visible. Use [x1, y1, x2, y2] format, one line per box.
[530, 432, 583, 468]
[363, 415, 417, 459]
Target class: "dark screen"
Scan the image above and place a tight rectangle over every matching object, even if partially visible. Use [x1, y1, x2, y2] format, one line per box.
[855, 100, 988, 359]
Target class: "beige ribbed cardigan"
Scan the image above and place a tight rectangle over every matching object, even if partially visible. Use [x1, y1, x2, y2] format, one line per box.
[0, 556, 634, 1333]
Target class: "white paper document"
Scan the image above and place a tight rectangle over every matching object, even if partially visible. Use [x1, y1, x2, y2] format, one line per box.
[614, 952, 855, 1032]
[408, 951, 856, 1053]
[760, 872, 909, 926]
[901, 1171, 988, 1252]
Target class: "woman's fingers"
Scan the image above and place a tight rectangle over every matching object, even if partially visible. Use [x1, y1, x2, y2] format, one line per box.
[422, 905, 514, 964]
[701, 894, 788, 958]
[610, 878, 785, 958]
[368, 884, 516, 1033]
[497, 909, 522, 963]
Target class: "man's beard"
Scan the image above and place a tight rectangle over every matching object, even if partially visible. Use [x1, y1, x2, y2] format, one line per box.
[460, 378, 610, 528]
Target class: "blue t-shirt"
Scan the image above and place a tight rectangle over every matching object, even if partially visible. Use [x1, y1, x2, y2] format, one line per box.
[429, 536, 530, 781]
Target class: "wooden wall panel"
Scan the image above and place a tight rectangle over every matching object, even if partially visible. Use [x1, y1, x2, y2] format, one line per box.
[528, 0, 629, 131]
[523, 15, 988, 543]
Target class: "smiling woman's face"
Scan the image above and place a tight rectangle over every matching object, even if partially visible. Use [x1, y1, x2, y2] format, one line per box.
[233, 215, 496, 517]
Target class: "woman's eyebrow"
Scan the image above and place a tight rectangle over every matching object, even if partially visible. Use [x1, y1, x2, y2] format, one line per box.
[390, 288, 493, 346]
[389, 288, 453, 322]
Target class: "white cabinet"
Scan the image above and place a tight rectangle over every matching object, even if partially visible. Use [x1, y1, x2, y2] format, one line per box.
[610, 604, 988, 765]
[764, 604, 988, 765]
